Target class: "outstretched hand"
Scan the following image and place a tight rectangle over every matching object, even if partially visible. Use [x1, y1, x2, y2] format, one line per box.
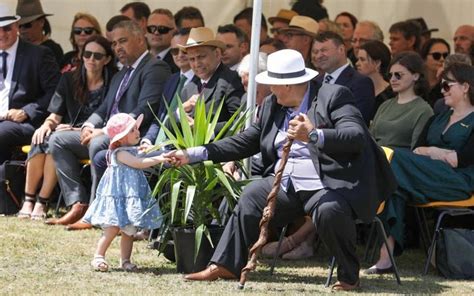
[164, 149, 190, 167]
[287, 113, 314, 142]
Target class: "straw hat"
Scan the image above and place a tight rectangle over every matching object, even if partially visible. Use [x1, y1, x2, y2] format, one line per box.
[16, 0, 52, 25]
[279, 15, 319, 38]
[178, 27, 226, 52]
[255, 49, 318, 85]
[268, 9, 298, 25]
[0, 3, 21, 27]
[106, 113, 144, 146]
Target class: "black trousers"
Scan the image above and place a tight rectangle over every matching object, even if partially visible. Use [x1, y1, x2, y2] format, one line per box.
[0, 120, 35, 164]
[210, 176, 360, 285]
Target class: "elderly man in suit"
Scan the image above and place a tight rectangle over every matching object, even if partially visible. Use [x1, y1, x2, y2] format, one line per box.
[0, 4, 59, 164]
[178, 27, 244, 128]
[46, 20, 171, 228]
[167, 49, 396, 291]
[312, 31, 375, 125]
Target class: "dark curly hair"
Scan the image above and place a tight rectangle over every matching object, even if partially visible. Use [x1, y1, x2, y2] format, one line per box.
[441, 63, 474, 105]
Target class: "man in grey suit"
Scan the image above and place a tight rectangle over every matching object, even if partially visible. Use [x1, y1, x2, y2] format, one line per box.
[46, 20, 171, 227]
[168, 49, 396, 290]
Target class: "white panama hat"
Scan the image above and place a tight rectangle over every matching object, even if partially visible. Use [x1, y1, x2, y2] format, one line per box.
[255, 49, 318, 85]
[0, 4, 21, 27]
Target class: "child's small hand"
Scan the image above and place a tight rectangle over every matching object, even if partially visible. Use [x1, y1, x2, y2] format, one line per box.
[164, 150, 190, 167]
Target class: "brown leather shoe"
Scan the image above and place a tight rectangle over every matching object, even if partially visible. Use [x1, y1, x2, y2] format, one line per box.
[65, 221, 93, 231]
[331, 280, 360, 291]
[183, 264, 237, 281]
[45, 203, 88, 226]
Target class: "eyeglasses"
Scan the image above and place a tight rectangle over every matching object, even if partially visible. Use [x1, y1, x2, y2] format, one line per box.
[441, 80, 459, 92]
[83, 50, 106, 60]
[428, 52, 449, 61]
[0, 24, 13, 32]
[147, 25, 173, 35]
[284, 31, 306, 38]
[73, 27, 95, 35]
[169, 48, 182, 56]
[388, 71, 407, 80]
[270, 28, 280, 34]
[19, 22, 33, 29]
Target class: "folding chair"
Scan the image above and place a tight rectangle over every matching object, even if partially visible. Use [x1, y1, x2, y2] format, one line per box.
[411, 194, 474, 275]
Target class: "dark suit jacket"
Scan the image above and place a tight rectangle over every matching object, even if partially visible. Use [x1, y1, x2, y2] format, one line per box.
[181, 63, 244, 125]
[143, 71, 185, 142]
[204, 82, 397, 222]
[7, 39, 60, 127]
[316, 66, 375, 125]
[87, 53, 171, 131]
[162, 50, 179, 74]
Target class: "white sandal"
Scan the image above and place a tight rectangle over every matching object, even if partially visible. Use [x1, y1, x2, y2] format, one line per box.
[120, 259, 138, 272]
[91, 256, 109, 272]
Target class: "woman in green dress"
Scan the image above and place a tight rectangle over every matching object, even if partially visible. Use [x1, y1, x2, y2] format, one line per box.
[367, 63, 474, 274]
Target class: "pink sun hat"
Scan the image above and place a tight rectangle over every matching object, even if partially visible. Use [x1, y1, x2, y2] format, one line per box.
[106, 113, 144, 146]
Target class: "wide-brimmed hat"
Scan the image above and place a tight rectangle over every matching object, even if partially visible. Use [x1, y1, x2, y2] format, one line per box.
[16, 0, 52, 25]
[268, 9, 298, 25]
[407, 17, 438, 35]
[106, 113, 144, 146]
[279, 15, 319, 38]
[0, 4, 21, 27]
[255, 49, 318, 85]
[178, 27, 226, 52]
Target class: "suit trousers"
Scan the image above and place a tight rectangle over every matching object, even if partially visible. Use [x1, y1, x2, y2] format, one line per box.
[49, 130, 109, 206]
[0, 120, 35, 164]
[210, 176, 360, 285]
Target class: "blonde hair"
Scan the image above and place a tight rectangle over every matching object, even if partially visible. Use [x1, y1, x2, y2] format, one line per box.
[69, 13, 102, 51]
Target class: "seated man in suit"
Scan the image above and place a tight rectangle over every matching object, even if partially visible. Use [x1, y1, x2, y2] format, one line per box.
[312, 31, 375, 125]
[167, 49, 396, 291]
[146, 8, 179, 73]
[0, 4, 60, 164]
[46, 20, 171, 229]
[178, 27, 244, 128]
[141, 27, 194, 149]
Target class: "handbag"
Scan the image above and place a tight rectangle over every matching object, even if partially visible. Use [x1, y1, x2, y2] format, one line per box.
[435, 228, 474, 279]
[0, 160, 26, 215]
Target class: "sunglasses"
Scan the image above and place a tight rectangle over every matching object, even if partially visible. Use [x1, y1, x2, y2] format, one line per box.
[147, 25, 173, 35]
[388, 71, 407, 80]
[441, 80, 459, 92]
[170, 48, 182, 56]
[428, 52, 449, 61]
[73, 27, 95, 35]
[0, 24, 13, 32]
[83, 50, 106, 60]
[284, 31, 306, 38]
[270, 28, 280, 34]
[20, 22, 33, 29]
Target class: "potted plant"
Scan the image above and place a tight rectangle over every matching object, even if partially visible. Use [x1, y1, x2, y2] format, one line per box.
[151, 97, 250, 273]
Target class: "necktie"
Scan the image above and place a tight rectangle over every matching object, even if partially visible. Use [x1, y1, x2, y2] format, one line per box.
[1, 51, 7, 79]
[110, 66, 133, 116]
[283, 107, 297, 131]
[324, 74, 333, 84]
[198, 82, 207, 94]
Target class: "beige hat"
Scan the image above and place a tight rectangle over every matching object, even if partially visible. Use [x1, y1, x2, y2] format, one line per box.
[178, 27, 226, 52]
[268, 9, 298, 25]
[279, 15, 319, 38]
[16, 0, 52, 25]
[0, 4, 21, 27]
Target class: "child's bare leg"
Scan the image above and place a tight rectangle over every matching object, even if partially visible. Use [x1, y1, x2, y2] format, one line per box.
[120, 227, 138, 271]
[95, 226, 120, 257]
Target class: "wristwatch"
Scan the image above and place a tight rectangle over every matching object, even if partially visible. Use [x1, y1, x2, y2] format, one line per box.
[308, 129, 319, 144]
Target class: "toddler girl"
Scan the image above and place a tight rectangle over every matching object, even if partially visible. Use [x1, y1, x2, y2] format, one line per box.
[83, 113, 167, 272]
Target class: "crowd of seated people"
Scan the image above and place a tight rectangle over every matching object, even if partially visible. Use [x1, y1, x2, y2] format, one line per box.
[1, 0, 474, 289]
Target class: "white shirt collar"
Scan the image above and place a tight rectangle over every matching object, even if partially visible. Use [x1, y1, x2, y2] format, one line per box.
[157, 47, 171, 60]
[129, 50, 149, 69]
[324, 63, 350, 84]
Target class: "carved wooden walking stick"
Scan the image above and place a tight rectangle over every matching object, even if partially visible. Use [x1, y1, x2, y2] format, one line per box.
[238, 138, 294, 289]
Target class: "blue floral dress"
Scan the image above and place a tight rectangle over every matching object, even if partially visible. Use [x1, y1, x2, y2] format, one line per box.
[83, 147, 162, 230]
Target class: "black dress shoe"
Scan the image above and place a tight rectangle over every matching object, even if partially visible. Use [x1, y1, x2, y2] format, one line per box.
[364, 265, 394, 275]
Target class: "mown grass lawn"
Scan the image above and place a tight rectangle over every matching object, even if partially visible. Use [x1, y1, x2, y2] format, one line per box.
[1, 216, 473, 295]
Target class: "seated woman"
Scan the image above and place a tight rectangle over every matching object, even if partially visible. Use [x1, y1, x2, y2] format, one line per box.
[17, 35, 116, 220]
[356, 40, 395, 114]
[368, 63, 474, 274]
[370, 52, 433, 149]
